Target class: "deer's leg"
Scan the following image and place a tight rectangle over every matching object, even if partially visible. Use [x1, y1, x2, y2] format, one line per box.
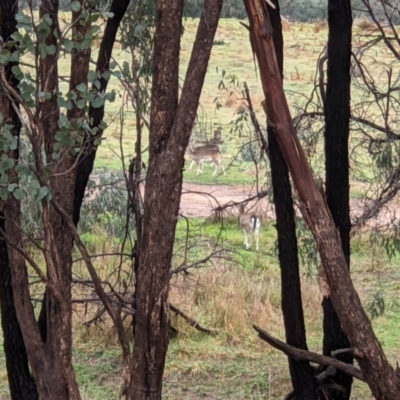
[217, 154, 225, 175]
[255, 222, 261, 251]
[243, 229, 250, 249]
[188, 160, 195, 170]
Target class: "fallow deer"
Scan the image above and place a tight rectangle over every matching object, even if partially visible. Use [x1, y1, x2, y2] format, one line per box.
[238, 203, 262, 251]
[187, 143, 225, 176]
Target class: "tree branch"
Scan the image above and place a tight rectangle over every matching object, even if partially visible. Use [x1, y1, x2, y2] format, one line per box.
[169, 303, 216, 334]
[253, 325, 364, 382]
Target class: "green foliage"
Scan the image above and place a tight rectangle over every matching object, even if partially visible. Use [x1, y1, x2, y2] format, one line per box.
[296, 217, 319, 276]
[280, 0, 327, 21]
[213, 39, 226, 46]
[120, 2, 155, 74]
[183, 0, 328, 21]
[79, 169, 135, 241]
[240, 140, 261, 163]
[367, 290, 385, 319]
[0, 5, 119, 205]
[0, 118, 52, 203]
[184, 0, 248, 19]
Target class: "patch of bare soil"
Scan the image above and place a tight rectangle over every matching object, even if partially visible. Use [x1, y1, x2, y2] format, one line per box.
[179, 183, 400, 229]
[180, 183, 272, 218]
[89, 173, 400, 228]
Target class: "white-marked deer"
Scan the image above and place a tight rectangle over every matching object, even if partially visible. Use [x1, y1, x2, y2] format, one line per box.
[238, 203, 262, 251]
[187, 143, 225, 176]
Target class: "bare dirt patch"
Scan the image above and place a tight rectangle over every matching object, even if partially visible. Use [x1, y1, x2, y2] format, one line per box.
[89, 174, 400, 228]
[179, 183, 400, 229]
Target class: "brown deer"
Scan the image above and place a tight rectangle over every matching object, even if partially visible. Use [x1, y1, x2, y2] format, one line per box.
[238, 203, 262, 251]
[187, 143, 225, 176]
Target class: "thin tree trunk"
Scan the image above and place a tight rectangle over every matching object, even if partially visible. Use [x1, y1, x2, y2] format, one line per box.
[243, 1, 400, 398]
[0, 1, 39, 398]
[128, 2, 185, 397]
[34, 0, 82, 396]
[323, 1, 353, 398]
[0, 220, 38, 400]
[266, 1, 319, 398]
[127, 1, 223, 398]
[73, 0, 131, 226]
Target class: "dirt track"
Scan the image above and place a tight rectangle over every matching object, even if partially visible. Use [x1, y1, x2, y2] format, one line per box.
[90, 173, 400, 228]
[179, 183, 400, 229]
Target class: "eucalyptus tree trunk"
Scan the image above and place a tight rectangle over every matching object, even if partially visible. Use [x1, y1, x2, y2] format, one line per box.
[73, 0, 131, 225]
[0, 2, 39, 397]
[127, 1, 223, 398]
[1, 0, 131, 397]
[243, 0, 400, 398]
[322, 1, 353, 399]
[265, 1, 319, 398]
[4, 0, 83, 397]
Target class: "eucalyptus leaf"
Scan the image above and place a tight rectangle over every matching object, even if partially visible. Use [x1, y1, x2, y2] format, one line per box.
[7, 183, 18, 192]
[38, 186, 49, 200]
[11, 65, 23, 79]
[0, 173, 9, 184]
[71, 1, 81, 12]
[76, 99, 86, 109]
[29, 179, 40, 191]
[13, 188, 23, 200]
[88, 70, 97, 83]
[0, 188, 8, 201]
[91, 96, 104, 108]
[76, 83, 87, 92]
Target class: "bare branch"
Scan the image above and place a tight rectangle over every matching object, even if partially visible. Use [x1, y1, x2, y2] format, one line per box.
[253, 325, 364, 382]
[169, 303, 216, 334]
[50, 198, 131, 360]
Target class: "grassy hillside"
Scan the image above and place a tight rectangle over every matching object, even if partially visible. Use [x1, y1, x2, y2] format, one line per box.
[91, 17, 395, 195]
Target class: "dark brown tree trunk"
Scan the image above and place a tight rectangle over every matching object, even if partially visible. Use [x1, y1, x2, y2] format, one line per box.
[73, 0, 131, 226]
[322, 1, 353, 399]
[33, 0, 82, 396]
[1, 0, 129, 398]
[244, 1, 400, 398]
[1, 0, 91, 397]
[0, 1, 39, 399]
[266, 2, 319, 398]
[127, 1, 223, 398]
[38, 0, 130, 348]
[128, 1, 185, 397]
[0, 219, 38, 400]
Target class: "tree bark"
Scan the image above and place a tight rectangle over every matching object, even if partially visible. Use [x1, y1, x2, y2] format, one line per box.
[27, 1, 82, 397]
[254, 326, 364, 382]
[73, 0, 131, 226]
[266, 1, 319, 398]
[0, 1, 39, 399]
[1, 1, 130, 398]
[323, 1, 353, 399]
[127, 1, 223, 398]
[1, 1, 93, 398]
[243, 1, 400, 399]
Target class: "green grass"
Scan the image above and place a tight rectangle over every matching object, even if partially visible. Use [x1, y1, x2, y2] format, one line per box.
[1, 215, 400, 399]
[17, 15, 395, 189]
[73, 347, 122, 399]
[1, 17, 400, 400]
[85, 18, 393, 192]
